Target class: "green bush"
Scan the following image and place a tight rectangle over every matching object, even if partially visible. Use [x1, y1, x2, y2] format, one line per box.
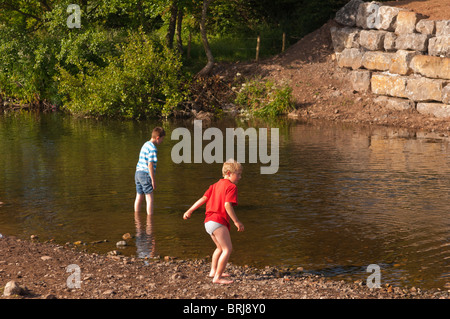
[0, 29, 59, 104]
[56, 30, 187, 118]
[235, 78, 294, 117]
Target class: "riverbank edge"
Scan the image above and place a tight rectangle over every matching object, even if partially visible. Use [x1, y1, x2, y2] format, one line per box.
[0, 235, 448, 300]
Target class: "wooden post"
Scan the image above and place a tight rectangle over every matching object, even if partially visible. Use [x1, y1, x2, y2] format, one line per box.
[282, 32, 286, 52]
[256, 35, 260, 62]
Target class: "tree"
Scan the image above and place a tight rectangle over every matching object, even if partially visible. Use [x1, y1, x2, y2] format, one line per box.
[166, 0, 178, 48]
[175, 5, 183, 53]
[196, 0, 214, 77]
[165, 0, 185, 53]
[0, 0, 52, 32]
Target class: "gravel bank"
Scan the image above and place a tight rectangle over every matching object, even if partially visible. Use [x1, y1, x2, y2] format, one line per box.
[1, 236, 448, 300]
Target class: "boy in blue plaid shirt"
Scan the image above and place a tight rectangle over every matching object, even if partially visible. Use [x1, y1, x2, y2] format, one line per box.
[134, 127, 165, 216]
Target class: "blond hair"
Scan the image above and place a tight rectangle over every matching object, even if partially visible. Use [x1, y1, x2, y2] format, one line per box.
[222, 159, 243, 177]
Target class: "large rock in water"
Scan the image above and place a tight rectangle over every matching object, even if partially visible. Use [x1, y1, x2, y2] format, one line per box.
[335, 0, 364, 27]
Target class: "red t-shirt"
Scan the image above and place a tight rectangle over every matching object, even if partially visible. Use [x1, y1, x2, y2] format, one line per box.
[203, 179, 238, 230]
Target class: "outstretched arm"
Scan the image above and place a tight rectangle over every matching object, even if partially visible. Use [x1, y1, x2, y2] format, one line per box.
[183, 196, 208, 219]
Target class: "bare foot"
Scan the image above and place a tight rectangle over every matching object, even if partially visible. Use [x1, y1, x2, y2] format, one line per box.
[212, 277, 234, 284]
[208, 272, 230, 278]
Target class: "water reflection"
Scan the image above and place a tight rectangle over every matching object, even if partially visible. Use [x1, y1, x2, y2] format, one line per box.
[134, 212, 157, 260]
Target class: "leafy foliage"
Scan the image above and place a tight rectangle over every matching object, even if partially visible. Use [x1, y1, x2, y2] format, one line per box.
[235, 78, 294, 117]
[0, 0, 349, 118]
[0, 28, 59, 104]
[56, 30, 186, 118]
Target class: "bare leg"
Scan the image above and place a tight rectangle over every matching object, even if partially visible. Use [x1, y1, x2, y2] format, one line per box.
[210, 226, 233, 284]
[145, 193, 154, 216]
[134, 193, 144, 213]
[209, 246, 221, 277]
[208, 244, 230, 278]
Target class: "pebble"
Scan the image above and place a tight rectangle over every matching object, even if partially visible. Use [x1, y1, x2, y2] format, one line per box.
[122, 233, 132, 240]
[107, 250, 121, 256]
[116, 240, 127, 247]
[90, 240, 107, 244]
[3, 280, 23, 296]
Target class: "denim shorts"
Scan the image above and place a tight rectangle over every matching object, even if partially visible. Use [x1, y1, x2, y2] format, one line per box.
[135, 170, 153, 194]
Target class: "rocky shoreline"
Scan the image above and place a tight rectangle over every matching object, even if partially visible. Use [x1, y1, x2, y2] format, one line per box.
[0, 235, 448, 300]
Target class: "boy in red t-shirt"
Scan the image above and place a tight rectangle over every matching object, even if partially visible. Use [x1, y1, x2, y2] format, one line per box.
[183, 160, 244, 284]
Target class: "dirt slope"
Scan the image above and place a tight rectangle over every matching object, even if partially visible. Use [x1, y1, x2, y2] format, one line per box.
[384, 0, 450, 20]
[213, 0, 450, 136]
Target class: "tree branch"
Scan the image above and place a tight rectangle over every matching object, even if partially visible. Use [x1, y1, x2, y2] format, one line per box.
[0, 2, 42, 21]
[38, 0, 52, 12]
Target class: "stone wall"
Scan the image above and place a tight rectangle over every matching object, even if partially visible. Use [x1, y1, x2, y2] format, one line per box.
[331, 0, 450, 118]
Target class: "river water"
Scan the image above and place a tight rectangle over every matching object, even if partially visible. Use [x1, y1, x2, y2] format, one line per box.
[0, 111, 449, 290]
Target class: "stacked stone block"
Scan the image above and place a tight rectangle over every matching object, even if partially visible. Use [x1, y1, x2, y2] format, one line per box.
[332, 0, 450, 118]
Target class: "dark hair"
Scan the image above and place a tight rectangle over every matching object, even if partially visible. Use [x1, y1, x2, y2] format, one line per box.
[152, 127, 166, 138]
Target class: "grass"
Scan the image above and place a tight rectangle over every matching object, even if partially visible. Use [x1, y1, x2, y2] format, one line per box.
[181, 31, 286, 74]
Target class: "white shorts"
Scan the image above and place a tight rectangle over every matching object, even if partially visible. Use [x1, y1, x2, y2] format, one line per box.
[204, 221, 224, 236]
